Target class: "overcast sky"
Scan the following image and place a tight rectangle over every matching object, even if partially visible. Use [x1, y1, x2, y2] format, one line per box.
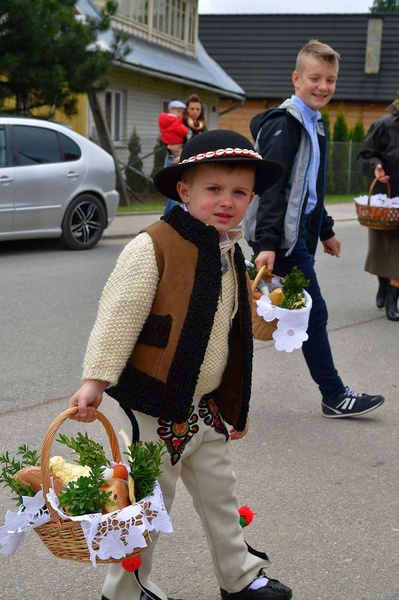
[198, 0, 372, 14]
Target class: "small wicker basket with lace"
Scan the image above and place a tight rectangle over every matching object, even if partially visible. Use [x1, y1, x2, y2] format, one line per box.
[251, 265, 279, 341]
[355, 179, 399, 231]
[34, 407, 152, 564]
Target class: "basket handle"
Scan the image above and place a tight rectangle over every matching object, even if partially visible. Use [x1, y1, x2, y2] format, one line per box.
[251, 265, 280, 294]
[40, 407, 123, 517]
[368, 178, 391, 204]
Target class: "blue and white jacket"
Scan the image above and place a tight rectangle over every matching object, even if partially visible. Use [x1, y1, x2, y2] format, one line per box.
[250, 98, 335, 257]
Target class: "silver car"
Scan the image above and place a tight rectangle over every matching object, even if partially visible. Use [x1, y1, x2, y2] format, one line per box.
[0, 116, 119, 249]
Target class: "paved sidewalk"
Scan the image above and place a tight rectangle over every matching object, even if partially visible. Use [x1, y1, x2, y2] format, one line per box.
[103, 211, 163, 239]
[1, 206, 398, 600]
[103, 203, 358, 240]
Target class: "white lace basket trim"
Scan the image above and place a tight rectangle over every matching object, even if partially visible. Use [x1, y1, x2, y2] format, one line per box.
[0, 480, 172, 566]
[256, 289, 312, 352]
[353, 194, 399, 208]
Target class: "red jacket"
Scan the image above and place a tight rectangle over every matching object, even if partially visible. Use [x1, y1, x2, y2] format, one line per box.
[158, 113, 188, 145]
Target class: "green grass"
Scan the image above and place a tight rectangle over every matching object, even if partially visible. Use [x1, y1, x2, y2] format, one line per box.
[325, 194, 353, 204]
[117, 201, 165, 213]
[117, 195, 352, 213]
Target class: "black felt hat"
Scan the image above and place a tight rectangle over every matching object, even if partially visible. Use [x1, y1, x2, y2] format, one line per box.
[153, 129, 285, 202]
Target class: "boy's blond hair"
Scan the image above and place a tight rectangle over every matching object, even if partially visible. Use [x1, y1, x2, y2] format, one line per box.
[295, 39, 340, 73]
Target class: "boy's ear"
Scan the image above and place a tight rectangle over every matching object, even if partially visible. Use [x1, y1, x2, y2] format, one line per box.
[248, 191, 255, 205]
[292, 70, 299, 89]
[176, 180, 189, 203]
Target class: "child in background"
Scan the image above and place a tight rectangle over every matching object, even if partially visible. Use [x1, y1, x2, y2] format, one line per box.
[68, 129, 291, 600]
[158, 100, 189, 165]
[159, 100, 189, 215]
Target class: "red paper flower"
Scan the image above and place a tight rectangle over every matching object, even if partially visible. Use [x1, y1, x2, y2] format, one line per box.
[121, 556, 142, 572]
[238, 505, 256, 528]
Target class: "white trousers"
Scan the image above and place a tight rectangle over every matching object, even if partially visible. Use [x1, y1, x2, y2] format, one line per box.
[102, 396, 269, 600]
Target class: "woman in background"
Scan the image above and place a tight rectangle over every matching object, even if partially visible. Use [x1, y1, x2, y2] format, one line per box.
[183, 94, 207, 141]
[357, 92, 399, 322]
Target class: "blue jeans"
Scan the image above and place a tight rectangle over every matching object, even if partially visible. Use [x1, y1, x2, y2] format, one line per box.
[273, 233, 345, 402]
[163, 198, 180, 215]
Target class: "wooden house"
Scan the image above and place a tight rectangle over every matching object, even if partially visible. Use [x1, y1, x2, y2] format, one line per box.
[199, 12, 399, 139]
[72, 0, 245, 174]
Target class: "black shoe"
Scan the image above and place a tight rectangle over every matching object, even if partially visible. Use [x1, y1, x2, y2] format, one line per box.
[376, 276, 389, 308]
[385, 285, 399, 321]
[220, 577, 292, 600]
[322, 387, 384, 418]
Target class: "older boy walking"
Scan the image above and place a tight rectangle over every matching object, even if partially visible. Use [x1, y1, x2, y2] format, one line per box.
[245, 40, 384, 418]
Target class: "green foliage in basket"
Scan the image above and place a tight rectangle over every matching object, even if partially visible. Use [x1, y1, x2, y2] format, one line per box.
[0, 445, 40, 505]
[56, 431, 108, 470]
[246, 254, 258, 281]
[0, 433, 167, 514]
[126, 440, 165, 501]
[57, 464, 112, 516]
[247, 257, 309, 310]
[280, 266, 310, 310]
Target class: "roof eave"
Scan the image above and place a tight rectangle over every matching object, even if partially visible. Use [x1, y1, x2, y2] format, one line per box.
[113, 58, 245, 100]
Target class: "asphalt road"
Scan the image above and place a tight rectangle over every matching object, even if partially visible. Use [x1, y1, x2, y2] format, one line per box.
[0, 210, 398, 600]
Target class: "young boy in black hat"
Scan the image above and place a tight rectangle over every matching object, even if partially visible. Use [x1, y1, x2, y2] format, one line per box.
[68, 130, 291, 600]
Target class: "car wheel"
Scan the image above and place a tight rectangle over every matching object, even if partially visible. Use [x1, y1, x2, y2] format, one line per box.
[61, 194, 106, 250]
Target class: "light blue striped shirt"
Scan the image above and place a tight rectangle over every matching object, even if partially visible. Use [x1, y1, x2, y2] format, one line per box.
[291, 95, 321, 214]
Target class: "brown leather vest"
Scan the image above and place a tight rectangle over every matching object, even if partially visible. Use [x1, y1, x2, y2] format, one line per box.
[107, 208, 253, 431]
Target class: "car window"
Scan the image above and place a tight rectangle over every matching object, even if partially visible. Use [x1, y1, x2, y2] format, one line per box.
[60, 133, 81, 162]
[14, 125, 61, 166]
[0, 126, 6, 168]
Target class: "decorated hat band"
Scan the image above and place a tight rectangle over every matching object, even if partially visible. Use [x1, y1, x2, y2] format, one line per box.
[179, 147, 263, 165]
[152, 129, 286, 201]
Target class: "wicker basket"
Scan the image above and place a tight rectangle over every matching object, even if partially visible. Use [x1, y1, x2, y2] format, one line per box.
[355, 179, 399, 231]
[251, 265, 278, 341]
[34, 407, 151, 563]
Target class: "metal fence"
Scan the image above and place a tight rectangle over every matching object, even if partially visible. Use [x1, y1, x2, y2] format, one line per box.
[326, 141, 368, 196]
[114, 137, 369, 204]
[115, 136, 166, 203]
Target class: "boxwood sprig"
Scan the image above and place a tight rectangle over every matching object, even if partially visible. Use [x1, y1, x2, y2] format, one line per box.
[56, 432, 108, 469]
[126, 440, 165, 501]
[0, 445, 41, 505]
[280, 266, 310, 310]
[57, 465, 111, 516]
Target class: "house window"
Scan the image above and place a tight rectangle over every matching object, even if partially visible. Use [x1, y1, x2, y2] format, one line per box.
[120, 0, 148, 24]
[105, 90, 124, 142]
[153, 0, 196, 44]
[186, 1, 196, 45]
[119, 0, 197, 45]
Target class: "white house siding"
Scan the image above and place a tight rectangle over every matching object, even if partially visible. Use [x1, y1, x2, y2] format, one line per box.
[92, 66, 221, 177]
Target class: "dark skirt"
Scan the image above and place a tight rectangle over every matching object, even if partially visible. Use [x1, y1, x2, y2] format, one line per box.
[365, 227, 399, 279]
